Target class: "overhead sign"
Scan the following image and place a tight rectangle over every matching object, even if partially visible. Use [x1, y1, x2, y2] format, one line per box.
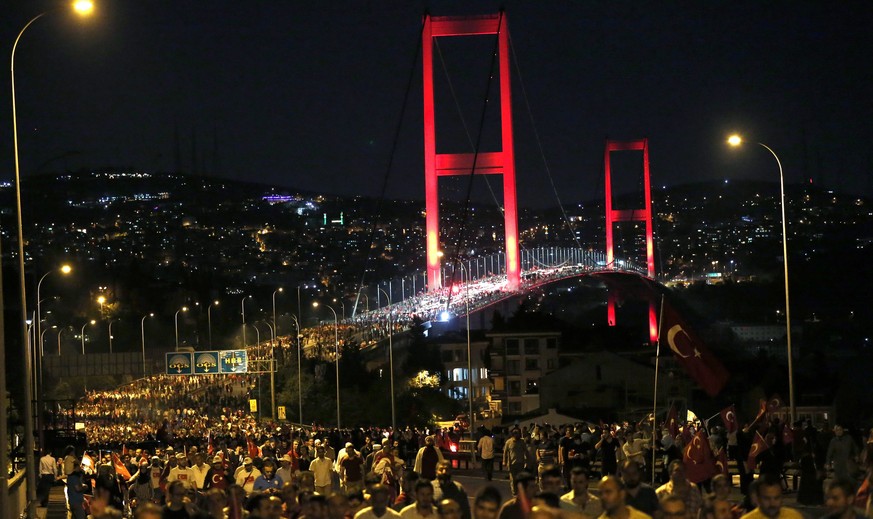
[166, 350, 248, 375]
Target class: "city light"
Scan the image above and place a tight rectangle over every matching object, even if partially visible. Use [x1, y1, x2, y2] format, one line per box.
[73, 1, 95, 15]
[727, 134, 742, 146]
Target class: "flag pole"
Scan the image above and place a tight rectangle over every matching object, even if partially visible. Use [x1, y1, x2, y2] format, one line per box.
[651, 294, 665, 486]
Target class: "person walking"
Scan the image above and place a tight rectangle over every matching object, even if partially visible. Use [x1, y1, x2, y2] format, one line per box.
[477, 429, 495, 482]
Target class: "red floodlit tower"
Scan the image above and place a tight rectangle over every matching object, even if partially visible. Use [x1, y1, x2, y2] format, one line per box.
[604, 139, 658, 342]
[422, 13, 520, 291]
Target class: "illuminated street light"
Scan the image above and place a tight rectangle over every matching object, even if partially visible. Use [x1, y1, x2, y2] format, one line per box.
[272, 288, 283, 337]
[289, 314, 302, 423]
[728, 134, 795, 423]
[207, 300, 219, 348]
[141, 313, 154, 376]
[81, 320, 96, 354]
[108, 319, 119, 354]
[175, 306, 189, 351]
[11, 6, 94, 508]
[313, 302, 340, 427]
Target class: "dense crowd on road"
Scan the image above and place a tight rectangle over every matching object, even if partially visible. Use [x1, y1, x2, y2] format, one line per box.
[42, 400, 873, 519]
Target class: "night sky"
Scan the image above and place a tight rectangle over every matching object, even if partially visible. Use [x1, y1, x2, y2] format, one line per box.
[2, 0, 872, 208]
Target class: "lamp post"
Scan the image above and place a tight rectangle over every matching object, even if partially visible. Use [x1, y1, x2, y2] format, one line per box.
[261, 321, 276, 420]
[290, 314, 302, 423]
[36, 264, 71, 368]
[11, 5, 94, 509]
[207, 300, 219, 348]
[332, 298, 345, 320]
[175, 306, 188, 351]
[313, 302, 340, 428]
[57, 327, 66, 356]
[272, 288, 283, 337]
[108, 319, 118, 354]
[728, 134, 795, 424]
[378, 288, 395, 431]
[458, 261, 474, 433]
[81, 320, 96, 354]
[241, 296, 250, 347]
[141, 313, 154, 376]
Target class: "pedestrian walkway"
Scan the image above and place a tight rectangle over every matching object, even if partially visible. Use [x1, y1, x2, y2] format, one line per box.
[38, 484, 68, 519]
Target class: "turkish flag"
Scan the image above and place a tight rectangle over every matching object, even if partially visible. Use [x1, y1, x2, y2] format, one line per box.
[111, 452, 131, 480]
[720, 405, 738, 434]
[747, 431, 770, 468]
[207, 431, 215, 456]
[767, 395, 783, 415]
[714, 447, 729, 477]
[752, 399, 768, 426]
[666, 404, 679, 439]
[683, 429, 718, 483]
[659, 302, 730, 396]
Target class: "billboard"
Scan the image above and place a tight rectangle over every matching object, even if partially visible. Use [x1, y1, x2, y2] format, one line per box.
[166, 350, 248, 375]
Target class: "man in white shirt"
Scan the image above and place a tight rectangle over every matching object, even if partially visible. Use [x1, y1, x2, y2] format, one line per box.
[400, 480, 438, 519]
[235, 456, 262, 495]
[38, 449, 57, 507]
[477, 430, 495, 481]
[167, 453, 197, 491]
[310, 446, 334, 495]
[190, 452, 211, 490]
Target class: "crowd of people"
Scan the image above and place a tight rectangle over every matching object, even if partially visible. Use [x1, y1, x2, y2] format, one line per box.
[37, 411, 873, 519]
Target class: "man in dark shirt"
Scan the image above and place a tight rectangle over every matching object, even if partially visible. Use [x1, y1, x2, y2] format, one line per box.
[620, 460, 659, 516]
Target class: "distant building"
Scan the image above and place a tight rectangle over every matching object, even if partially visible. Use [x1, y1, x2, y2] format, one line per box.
[487, 331, 561, 417]
[538, 351, 691, 417]
[438, 337, 491, 407]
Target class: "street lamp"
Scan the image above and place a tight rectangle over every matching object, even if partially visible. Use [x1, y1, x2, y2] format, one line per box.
[272, 288, 283, 337]
[313, 302, 340, 428]
[458, 261, 474, 432]
[36, 264, 72, 366]
[108, 319, 119, 354]
[378, 288, 395, 431]
[207, 300, 219, 348]
[175, 306, 189, 351]
[57, 326, 67, 356]
[11, 7, 93, 507]
[728, 134, 795, 423]
[241, 295, 251, 347]
[289, 314, 302, 423]
[260, 321, 276, 420]
[81, 320, 96, 354]
[332, 298, 346, 320]
[141, 313, 154, 376]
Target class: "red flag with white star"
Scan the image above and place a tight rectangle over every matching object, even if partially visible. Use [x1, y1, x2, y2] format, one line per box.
[683, 429, 718, 483]
[659, 301, 729, 396]
[747, 431, 770, 468]
[720, 405, 738, 434]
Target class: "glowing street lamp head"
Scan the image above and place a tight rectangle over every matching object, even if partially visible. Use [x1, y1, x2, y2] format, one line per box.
[60, 264, 72, 274]
[312, 302, 319, 308]
[181, 306, 189, 312]
[89, 319, 96, 325]
[213, 300, 220, 306]
[96, 295, 106, 305]
[148, 313, 154, 317]
[73, 0, 94, 16]
[727, 134, 743, 147]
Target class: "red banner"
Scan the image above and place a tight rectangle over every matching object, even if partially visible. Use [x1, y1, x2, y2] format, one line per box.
[683, 429, 718, 483]
[659, 302, 729, 396]
[720, 405, 738, 434]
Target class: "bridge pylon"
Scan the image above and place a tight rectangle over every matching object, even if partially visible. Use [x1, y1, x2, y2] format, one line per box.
[604, 139, 658, 342]
[422, 12, 520, 291]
